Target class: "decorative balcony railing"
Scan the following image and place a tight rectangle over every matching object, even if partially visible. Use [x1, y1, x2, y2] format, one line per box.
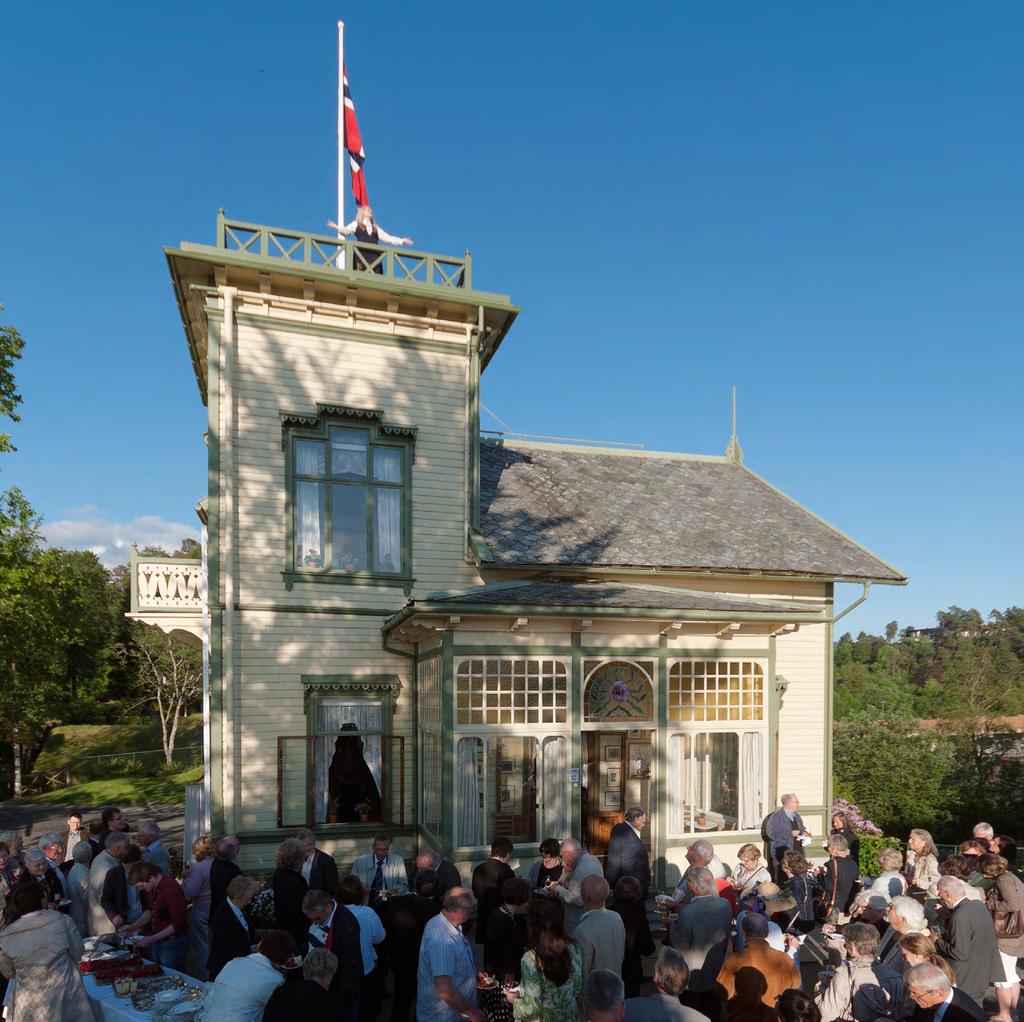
[130, 547, 203, 614]
[216, 210, 472, 289]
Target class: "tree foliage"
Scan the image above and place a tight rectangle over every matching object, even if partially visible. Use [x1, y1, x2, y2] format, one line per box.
[0, 304, 24, 454]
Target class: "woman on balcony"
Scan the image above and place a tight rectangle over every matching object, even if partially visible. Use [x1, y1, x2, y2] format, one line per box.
[327, 206, 413, 273]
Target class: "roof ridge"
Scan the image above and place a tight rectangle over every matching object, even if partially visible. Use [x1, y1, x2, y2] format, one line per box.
[480, 437, 728, 463]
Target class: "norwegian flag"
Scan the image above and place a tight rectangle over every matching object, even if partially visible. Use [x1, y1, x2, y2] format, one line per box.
[343, 65, 369, 207]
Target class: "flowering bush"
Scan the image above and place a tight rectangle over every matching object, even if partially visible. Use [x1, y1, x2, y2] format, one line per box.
[830, 797, 883, 835]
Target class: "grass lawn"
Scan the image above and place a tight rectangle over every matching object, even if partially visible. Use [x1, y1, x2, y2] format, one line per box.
[27, 765, 204, 807]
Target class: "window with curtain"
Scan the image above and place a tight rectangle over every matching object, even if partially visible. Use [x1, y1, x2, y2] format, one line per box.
[313, 699, 383, 824]
[286, 410, 413, 579]
[669, 729, 765, 835]
[421, 732, 442, 838]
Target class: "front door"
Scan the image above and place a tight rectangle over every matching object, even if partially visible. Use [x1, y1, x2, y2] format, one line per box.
[583, 729, 653, 861]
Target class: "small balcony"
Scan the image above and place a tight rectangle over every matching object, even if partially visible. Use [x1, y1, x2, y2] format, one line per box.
[127, 545, 203, 649]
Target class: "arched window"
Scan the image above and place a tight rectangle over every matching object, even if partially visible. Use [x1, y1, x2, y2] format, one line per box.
[584, 661, 654, 723]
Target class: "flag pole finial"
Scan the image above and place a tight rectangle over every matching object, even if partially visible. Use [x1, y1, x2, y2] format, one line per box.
[725, 385, 744, 464]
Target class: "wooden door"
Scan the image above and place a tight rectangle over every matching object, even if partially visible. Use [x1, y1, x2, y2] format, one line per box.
[585, 731, 625, 858]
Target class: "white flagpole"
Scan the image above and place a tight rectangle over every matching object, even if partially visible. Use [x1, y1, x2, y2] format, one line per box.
[337, 20, 346, 269]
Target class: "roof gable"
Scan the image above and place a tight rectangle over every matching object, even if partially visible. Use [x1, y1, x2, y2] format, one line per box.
[478, 441, 904, 582]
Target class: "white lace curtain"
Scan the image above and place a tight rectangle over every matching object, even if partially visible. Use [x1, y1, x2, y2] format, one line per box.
[740, 731, 763, 830]
[541, 736, 569, 841]
[374, 488, 401, 572]
[314, 700, 382, 823]
[456, 738, 481, 846]
[295, 481, 325, 566]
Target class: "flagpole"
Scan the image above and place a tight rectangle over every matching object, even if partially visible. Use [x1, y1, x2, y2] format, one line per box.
[337, 19, 346, 269]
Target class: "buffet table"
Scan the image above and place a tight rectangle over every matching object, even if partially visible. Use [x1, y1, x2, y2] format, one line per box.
[82, 966, 207, 1022]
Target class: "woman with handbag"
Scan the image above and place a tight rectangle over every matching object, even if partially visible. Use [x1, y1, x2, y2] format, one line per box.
[818, 835, 859, 925]
[904, 830, 940, 901]
[978, 853, 1024, 1022]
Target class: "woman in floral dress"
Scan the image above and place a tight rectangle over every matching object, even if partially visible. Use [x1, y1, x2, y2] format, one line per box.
[507, 898, 582, 1022]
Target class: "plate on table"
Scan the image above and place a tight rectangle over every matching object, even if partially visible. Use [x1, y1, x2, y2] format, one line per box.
[281, 955, 304, 971]
[58, 897, 72, 908]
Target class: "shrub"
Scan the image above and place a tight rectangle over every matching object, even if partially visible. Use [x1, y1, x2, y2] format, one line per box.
[857, 834, 903, 877]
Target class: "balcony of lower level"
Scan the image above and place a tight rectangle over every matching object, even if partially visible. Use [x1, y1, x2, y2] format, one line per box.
[127, 546, 203, 649]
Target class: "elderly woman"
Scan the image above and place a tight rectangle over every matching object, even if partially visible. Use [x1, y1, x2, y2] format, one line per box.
[66, 841, 93, 936]
[814, 921, 903, 1022]
[272, 836, 310, 946]
[819, 834, 859, 924]
[978, 853, 1024, 1022]
[877, 896, 928, 973]
[905, 830, 940, 900]
[183, 834, 215, 979]
[122, 860, 189, 970]
[208, 875, 259, 980]
[0, 884, 93, 1022]
[525, 838, 563, 890]
[781, 850, 817, 934]
[869, 847, 907, 902]
[830, 812, 860, 867]
[732, 843, 772, 898]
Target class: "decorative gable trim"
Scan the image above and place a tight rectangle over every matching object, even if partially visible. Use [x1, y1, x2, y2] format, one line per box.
[300, 673, 403, 710]
[280, 403, 418, 445]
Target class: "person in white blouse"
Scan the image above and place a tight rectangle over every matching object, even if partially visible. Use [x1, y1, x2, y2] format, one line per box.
[204, 929, 295, 1022]
[732, 843, 772, 898]
[327, 205, 413, 273]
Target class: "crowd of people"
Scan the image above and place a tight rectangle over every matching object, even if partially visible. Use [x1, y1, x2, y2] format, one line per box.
[0, 801, 1020, 1022]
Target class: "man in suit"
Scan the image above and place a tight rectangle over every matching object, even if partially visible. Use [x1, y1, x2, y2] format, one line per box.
[575, 876, 626, 983]
[38, 832, 70, 902]
[209, 835, 242, 915]
[208, 875, 258, 979]
[626, 947, 711, 1022]
[934, 875, 1003, 1006]
[351, 835, 409, 904]
[550, 837, 604, 934]
[135, 819, 171, 876]
[763, 794, 811, 879]
[66, 840, 92, 935]
[414, 848, 462, 903]
[302, 887, 363, 1022]
[672, 867, 733, 1018]
[471, 837, 514, 944]
[605, 807, 651, 900]
[88, 832, 132, 935]
[905, 962, 986, 1022]
[297, 828, 339, 895]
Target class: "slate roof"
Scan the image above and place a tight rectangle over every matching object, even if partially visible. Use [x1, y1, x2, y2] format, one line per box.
[426, 581, 822, 614]
[478, 442, 904, 582]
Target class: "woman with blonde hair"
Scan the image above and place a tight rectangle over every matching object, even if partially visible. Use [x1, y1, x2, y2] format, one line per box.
[905, 829, 940, 899]
[732, 843, 771, 898]
[870, 847, 907, 901]
[271, 837, 309, 946]
[182, 834, 217, 979]
[327, 206, 413, 274]
[898, 932, 956, 985]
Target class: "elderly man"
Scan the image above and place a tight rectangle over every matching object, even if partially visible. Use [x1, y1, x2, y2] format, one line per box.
[764, 794, 811, 877]
[352, 834, 409, 903]
[673, 866, 733, 1017]
[296, 828, 339, 895]
[626, 947, 709, 1022]
[416, 887, 485, 1022]
[584, 969, 627, 1022]
[606, 807, 651, 900]
[575, 875, 626, 982]
[38, 831, 69, 900]
[415, 848, 462, 903]
[67, 840, 93, 935]
[550, 837, 604, 934]
[904, 962, 985, 1022]
[20, 847, 62, 911]
[878, 897, 929, 973]
[135, 819, 171, 876]
[814, 922, 902, 1022]
[671, 840, 732, 911]
[87, 832, 132, 934]
[263, 947, 339, 1017]
[302, 887, 363, 1021]
[210, 835, 242, 914]
[718, 913, 800, 1017]
[972, 822, 994, 850]
[934, 875, 1002, 1006]
[63, 810, 84, 865]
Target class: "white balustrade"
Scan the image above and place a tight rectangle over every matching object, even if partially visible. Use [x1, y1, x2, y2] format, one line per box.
[135, 558, 202, 610]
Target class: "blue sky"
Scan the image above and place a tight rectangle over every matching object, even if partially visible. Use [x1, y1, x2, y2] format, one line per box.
[2, 1, 1021, 636]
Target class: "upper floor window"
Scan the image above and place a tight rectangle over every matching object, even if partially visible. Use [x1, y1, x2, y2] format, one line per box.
[283, 405, 416, 584]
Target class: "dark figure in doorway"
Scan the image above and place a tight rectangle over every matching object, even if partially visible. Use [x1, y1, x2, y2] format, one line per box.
[327, 724, 380, 822]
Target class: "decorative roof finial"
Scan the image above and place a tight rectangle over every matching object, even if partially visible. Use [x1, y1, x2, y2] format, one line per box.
[724, 385, 744, 465]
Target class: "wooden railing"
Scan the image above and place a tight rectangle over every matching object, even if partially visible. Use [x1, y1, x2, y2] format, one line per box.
[130, 547, 202, 613]
[216, 211, 472, 289]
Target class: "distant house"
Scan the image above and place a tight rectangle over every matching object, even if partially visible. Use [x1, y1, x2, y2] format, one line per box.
[129, 211, 907, 883]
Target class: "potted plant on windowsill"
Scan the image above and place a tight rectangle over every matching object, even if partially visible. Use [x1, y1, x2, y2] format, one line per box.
[354, 800, 372, 823]
[325, 797, 339, 824]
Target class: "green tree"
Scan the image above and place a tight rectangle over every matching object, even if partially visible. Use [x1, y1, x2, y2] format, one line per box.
[884, 620, 899, 643]
[0, 304, 25, 455]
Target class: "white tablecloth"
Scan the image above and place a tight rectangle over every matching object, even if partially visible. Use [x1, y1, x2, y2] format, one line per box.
[83, 966, 208, 1022]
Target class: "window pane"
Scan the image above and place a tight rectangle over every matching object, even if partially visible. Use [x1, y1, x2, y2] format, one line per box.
[314, 701, 383, 824]
[331, 484, 367, 570]
[696, 732, 739, 831]
[421, 733, 442, 838]
[374, 487, 401, 573]
[295, 439, 326, 476]
[541, 736, 569, 840]
[456, 738, 483, 846]
[295, 480, 325, 568]
[485, 736, 537, 845]
[330, 427, 368, 479]
[373, 448, 402, 483]
[740, 732, 764, 829]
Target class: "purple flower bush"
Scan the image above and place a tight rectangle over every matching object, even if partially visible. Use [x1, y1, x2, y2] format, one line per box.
[831, 797, 883, 835]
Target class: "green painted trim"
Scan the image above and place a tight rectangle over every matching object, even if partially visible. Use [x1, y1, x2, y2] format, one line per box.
[206, 317, 225, 835]
[596, 647, 770, 659]
[469, 321, 481, 532]
[237, 602, 396, 617]
[824, 583, 835, 815]
[662, 831, 763, 849]
[237, 824, 414, 843]
[281, 403, 417, 443]
[165, 252, 208, 402]
[398, 603, 825, 623]
[448, 646, 771, 659]
[768, 637, 779, 810]
[655, 633, 669, 890]
[411, 651, 419, 847]
[440, 631, 455, 857]
[570, 633, 583, 839]
[283, 571, 415, 592]
[453, 646, 574, 657]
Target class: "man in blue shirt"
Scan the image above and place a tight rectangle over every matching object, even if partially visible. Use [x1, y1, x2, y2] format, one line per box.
[416, 887, 485, 1022]
[764, 794, 811, 879]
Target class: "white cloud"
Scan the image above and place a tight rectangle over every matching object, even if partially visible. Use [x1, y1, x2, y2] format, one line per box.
[43, 511, 200, 566]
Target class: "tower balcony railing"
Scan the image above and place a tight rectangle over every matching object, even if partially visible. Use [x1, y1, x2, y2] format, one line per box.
[129, 546, 203, 614]
[216, 210, 472, 289]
